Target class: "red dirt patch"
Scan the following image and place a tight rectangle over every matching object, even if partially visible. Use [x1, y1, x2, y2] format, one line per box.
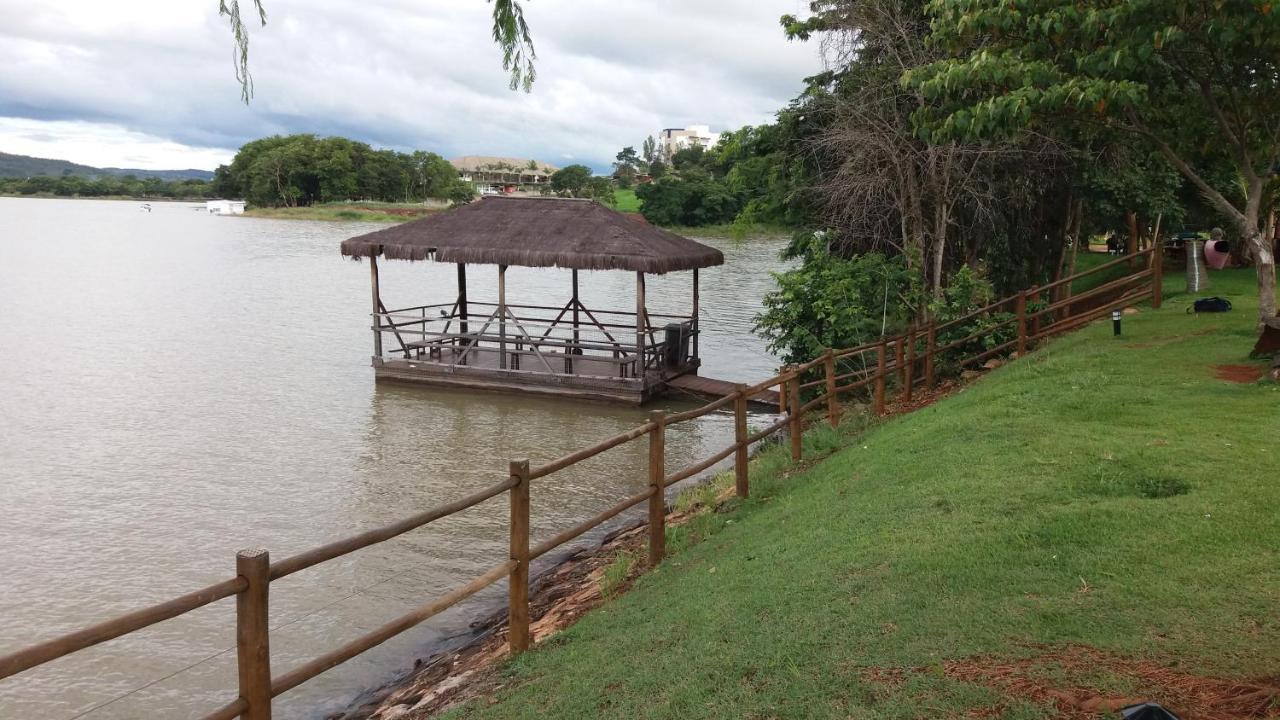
[1214, 364, 1266, 383]
[939, 645, 1280, 719]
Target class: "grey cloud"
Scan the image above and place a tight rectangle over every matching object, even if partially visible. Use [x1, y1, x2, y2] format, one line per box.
[0, 0, 820, 171]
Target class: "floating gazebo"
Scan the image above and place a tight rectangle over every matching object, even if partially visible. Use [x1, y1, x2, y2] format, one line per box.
[340, 196, 725, 403]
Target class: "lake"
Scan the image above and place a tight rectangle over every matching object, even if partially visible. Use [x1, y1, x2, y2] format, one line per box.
[0, 197, 790, 719]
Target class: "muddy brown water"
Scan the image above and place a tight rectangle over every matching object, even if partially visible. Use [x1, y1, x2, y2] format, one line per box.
[0, 197, 790, 719]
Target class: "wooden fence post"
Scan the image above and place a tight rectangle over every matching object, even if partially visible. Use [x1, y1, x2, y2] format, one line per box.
[874, 341, 887, 415]
[236, 549, 272, 720]
[925, 324, 936, 390]
[894, 336, 905, 387]
[777, 369, 788, 415]
[823, 349, 840, 428]
[904, 329, 916, 403]
[787, 367, 802, 462]
[1029, 287, 1041, 337]
[1151, 244, 1163, 309]
[508, 460, 531, 654]
[647, 411, 666, 567]
[734, 385, 749, 498]
[1016, 290, 1028, 357]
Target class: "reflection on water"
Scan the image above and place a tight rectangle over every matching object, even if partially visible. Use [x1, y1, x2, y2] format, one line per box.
[0, 198, 789, 719]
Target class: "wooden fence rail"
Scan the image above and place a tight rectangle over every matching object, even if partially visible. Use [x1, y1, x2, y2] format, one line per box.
[0, 248, 1162, 719]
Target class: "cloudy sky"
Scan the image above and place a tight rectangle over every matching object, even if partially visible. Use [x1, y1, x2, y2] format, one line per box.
[0, 0, 823, 172]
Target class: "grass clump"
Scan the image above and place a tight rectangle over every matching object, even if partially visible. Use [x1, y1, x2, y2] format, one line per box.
[598, 551, 638, 599]
[447, 267, 1278, 720]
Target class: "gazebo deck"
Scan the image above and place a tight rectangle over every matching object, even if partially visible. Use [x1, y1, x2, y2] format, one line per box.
[376, 350, 699, 404]
[370, 301, 699, 404]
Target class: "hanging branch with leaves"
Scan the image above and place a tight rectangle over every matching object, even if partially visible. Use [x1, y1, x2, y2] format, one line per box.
[219, 0, 535, 103]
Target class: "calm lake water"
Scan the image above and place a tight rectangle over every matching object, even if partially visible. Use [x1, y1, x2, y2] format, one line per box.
[0, 197, 790, 719]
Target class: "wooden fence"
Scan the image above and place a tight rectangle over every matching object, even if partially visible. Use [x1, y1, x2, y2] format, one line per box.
[0, 248, 1162, 719]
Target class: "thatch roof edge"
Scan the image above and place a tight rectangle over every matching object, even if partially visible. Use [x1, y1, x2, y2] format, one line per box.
[338, 197, 725, 274]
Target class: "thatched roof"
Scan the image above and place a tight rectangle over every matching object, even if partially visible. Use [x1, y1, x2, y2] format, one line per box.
[340, 196, 724, 274]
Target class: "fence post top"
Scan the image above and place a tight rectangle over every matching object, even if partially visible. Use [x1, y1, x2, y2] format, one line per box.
[236, 549, 268, 561]
[509, 459, 530, 475]
[648, 409, 666, 423]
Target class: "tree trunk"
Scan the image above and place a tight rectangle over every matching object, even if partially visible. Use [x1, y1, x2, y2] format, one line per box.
[930, 202, 948, 300]
[1125, 210, 1139, 267]
[1251, 231, 1277, 327]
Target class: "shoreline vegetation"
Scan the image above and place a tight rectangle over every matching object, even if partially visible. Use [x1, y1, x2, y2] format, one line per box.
[0, 193, 207, 203]
[241, 202, 444, 223]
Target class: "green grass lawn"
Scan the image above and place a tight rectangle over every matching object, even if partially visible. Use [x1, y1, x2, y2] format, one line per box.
[447, 268, 1278, 719]
[614, 188, 642, 212]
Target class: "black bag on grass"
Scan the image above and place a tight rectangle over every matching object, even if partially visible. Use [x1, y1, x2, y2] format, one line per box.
[1189, 296, 1232, 313]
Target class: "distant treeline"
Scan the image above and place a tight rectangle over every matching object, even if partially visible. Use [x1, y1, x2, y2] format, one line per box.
[0, 174, 214, 199]
[212, 134, 474, 208]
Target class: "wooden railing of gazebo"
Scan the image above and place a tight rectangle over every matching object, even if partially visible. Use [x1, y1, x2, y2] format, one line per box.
[374, 302, 697, 377]
[0, 248, 1161, 720]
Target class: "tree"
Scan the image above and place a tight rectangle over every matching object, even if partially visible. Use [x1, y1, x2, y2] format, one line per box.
[642, 136, 658, 166]
[906, 0, 1280, 327]
[220, 0, 536, 101]
[550, 164, 594, 197]
[613, 146, 643, 187]
[671, 145, 711, 173]
[213, 133, 467, 206]
[783, 0, 1045, 303]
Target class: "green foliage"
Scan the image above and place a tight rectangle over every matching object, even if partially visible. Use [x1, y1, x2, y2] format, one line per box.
[905, 0, 1280, 321]
[224, 1, 535, 100]
[214, 134, 471, 207]
[549, 164, 593, 195]
[755, 233, 910, 365]
[634, 176, 740, 227]
[626, 114, 815, 228]
[926, 266, 1017, 374]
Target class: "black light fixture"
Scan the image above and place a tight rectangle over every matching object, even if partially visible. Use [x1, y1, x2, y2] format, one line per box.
[1112, 309, 1123, 336]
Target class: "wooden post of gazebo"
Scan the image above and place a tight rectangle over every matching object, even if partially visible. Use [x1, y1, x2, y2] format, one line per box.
[498, 264, 508, 369]
[370, 256, 382, 359]
[571, 269, 580, 349]
[457, 263, 468, 336]
[635, 272, 646, 377]
[692, 268, 700, 361]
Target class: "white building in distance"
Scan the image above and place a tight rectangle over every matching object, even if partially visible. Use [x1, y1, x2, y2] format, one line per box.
[656, 126, 721, 161]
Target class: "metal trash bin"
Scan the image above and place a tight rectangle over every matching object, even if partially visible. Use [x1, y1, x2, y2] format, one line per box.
[1185, 239, 1209, 292]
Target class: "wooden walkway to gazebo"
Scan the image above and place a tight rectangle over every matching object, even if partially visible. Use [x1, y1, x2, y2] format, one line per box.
[340, 196, 726, 404]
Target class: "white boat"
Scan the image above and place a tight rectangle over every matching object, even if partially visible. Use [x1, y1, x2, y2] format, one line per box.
[206, 200, 246, 215]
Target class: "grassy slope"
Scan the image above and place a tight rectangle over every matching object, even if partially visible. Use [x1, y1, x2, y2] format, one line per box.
[450, 268, 1279, 719]
[614, 188, 642, 212]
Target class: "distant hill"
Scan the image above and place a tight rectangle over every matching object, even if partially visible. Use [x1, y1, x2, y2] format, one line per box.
[0, 152, 215, 181]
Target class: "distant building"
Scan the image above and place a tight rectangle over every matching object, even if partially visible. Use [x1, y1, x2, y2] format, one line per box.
[206, 200, 246, 215]
[657, 125, 721, 161]
[451, 156, 560, 194]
